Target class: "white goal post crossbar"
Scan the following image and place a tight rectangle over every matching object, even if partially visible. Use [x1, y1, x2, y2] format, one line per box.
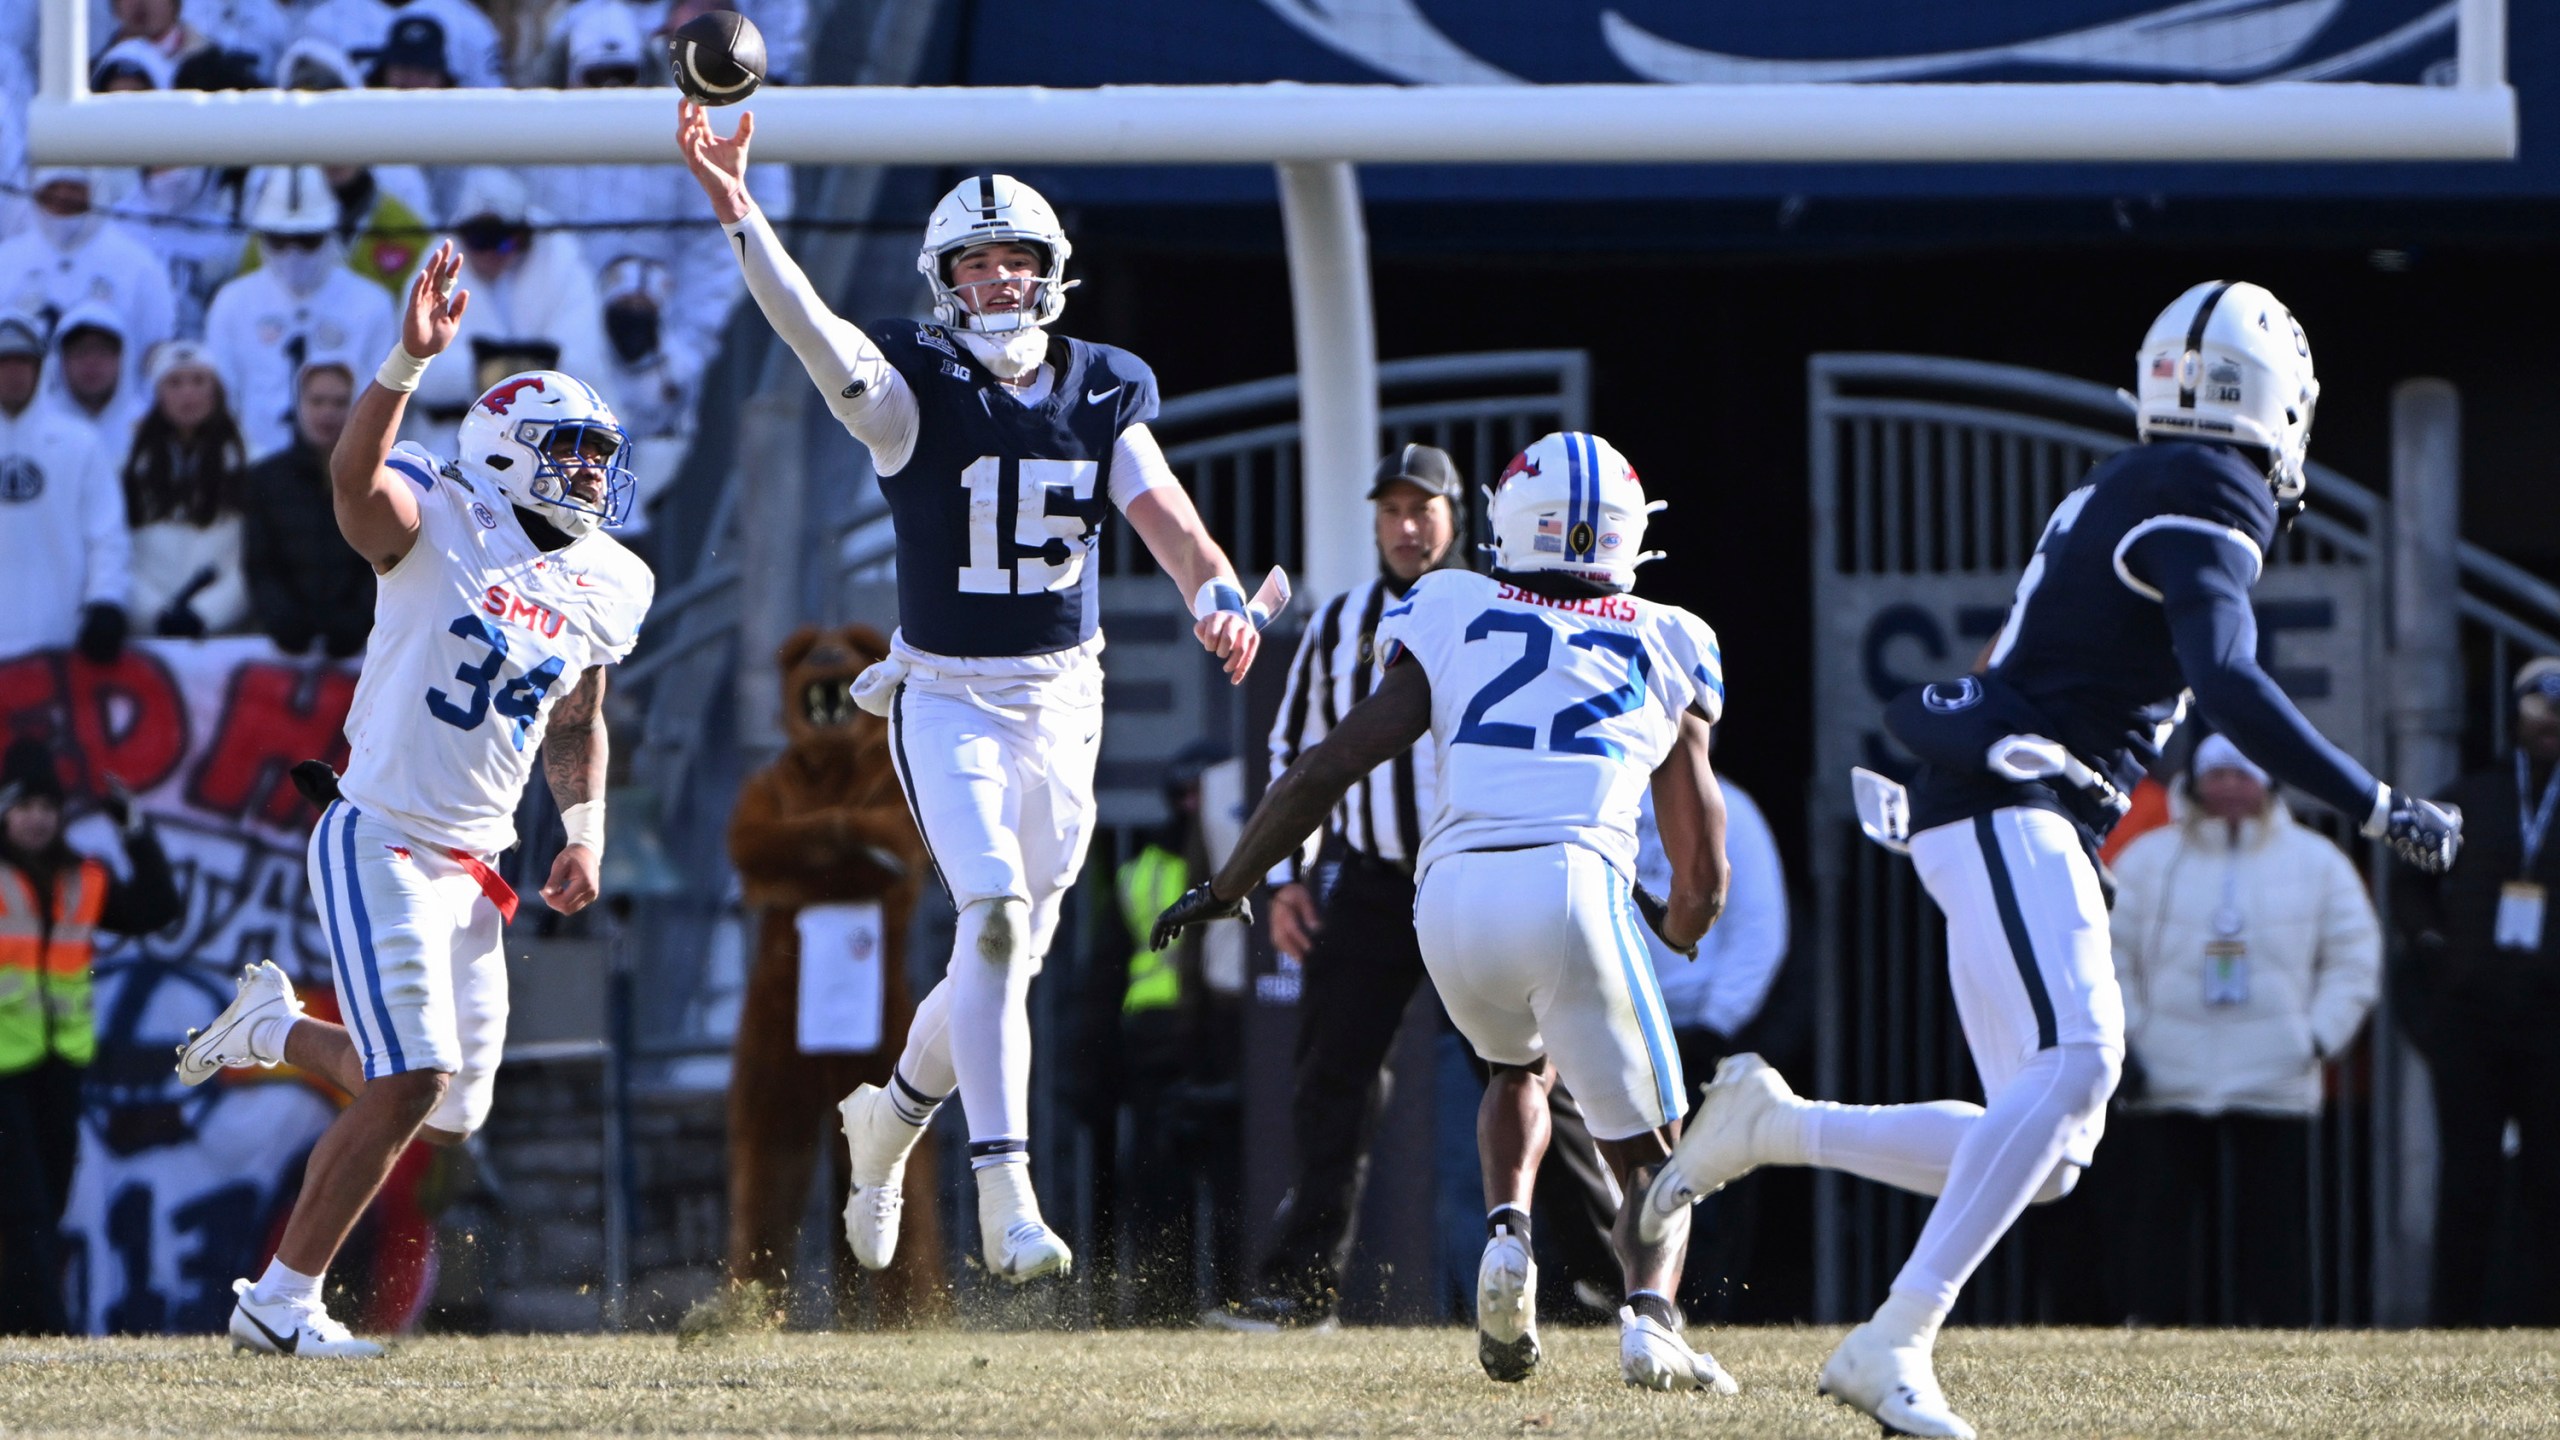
[24, 0, 2517, 602]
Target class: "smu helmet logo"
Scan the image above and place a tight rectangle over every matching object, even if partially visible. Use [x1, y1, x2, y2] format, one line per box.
[479, 377, 549, 415]
[1498, 451, 1542, 486]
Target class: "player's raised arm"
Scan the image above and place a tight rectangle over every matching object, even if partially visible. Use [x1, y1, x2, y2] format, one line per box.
[538, 664, 610, 915]
[1120, 458, 1261, 684]
[330, 241, 458, 572]
[1154, 660, 1434, 946]
[1645, 709, 1730, 953]
[676, 100, 919, 470]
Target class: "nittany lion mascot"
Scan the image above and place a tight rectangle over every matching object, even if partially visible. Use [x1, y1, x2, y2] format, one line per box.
[724, 624, 943, 1320]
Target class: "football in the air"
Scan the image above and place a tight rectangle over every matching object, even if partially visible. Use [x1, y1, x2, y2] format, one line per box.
[669, 10, 765, 106]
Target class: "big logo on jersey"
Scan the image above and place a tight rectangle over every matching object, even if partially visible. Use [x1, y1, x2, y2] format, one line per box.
[0, 456, 42, 501]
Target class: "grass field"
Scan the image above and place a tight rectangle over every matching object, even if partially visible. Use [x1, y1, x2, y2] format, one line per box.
[5, 1326, 2557, 1437]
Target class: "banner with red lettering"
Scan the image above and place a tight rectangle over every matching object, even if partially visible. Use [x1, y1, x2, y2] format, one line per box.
[0, 638, 405, 1335]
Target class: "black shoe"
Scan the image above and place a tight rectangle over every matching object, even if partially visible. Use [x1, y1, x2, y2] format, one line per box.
[1204, 1293, 1338, 1332]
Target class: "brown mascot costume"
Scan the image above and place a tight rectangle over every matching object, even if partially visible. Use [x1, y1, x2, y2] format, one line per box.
[724, 623, 945, 1319]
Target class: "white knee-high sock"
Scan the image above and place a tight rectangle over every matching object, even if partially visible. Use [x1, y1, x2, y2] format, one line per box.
[948, 897, 1035, 1155]
[1799, 1099, 1983, 1197]
[1884, 1043, 2118, 1329]
[895, 974, 958, 1100]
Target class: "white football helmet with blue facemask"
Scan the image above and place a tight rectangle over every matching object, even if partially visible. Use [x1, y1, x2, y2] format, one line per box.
[2134, 280, 2319, 507]
[1486, 431, 1664, 594]
[454, 370, 635, 538]
[916, 174, 1074, 335]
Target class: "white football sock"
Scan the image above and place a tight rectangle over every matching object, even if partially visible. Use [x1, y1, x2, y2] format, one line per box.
[248, 1011, 297, 1067]
[1889, 1043, 2118, 1314]
[893, 975, 958, 1100]
[947, 897, 1035, 1148]
[1800, 1098, 1983, 1197]
[251, 1258, 323, 1308]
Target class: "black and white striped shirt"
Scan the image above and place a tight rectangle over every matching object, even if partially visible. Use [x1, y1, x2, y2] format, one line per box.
[1265, 575, 1439, 883]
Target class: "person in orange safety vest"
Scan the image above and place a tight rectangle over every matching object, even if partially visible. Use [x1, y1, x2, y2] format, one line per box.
[0, 735, 178, 1334]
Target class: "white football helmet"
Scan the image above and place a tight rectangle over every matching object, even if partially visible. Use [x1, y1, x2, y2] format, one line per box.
[1487, 431, 1664, 593]
[2134, 280, 2319, 505]
[916, 174, 1073, 334]
[453, 371, 634, 538]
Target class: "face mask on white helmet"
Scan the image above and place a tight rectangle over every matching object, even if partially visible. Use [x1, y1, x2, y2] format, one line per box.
[915, 174, 1077, 336]
[2133, 279, 2319, 506]
[1486, 431, 1666, 594]
[453, 371, 636, 539]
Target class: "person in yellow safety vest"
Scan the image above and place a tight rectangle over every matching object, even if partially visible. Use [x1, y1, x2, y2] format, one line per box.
[1120, 843, 1191, 1017]
[0, 736, 179, 1335]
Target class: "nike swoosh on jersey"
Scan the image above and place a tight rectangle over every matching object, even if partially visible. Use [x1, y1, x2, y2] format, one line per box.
[241, 1306, 300, 1354]
[1086, 385, 1121, 405]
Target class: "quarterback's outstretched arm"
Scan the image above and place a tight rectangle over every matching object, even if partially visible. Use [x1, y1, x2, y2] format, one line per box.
[1123, 472, 1262, 684]
[1648, 709, 1730, 951]
[539, 664, 609, 916]
[676, 102, 921, 472]
[332, 243, 461, 572]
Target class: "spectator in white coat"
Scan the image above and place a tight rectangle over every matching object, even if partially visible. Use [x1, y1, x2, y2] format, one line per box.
[407, 167, 613, 433]
[0, 311, 131, 663]
[2103, 732, 2381, 1326]
[120, 340, 249, 636]
[202, 165, 397, 461]
[0, 168, 176, 399]
[1634, 772, 1789, 1319]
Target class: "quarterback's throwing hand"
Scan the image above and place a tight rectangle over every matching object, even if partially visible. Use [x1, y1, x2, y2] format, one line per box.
[676, 99, 756, 225]
[542, 843, 602, 915]
[2380, 793, 2463, 874]
[1153, 881, 1252, 951]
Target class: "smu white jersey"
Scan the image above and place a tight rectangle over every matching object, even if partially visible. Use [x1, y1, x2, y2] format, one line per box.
[1375, 570, 1723, 881]
[336, 442, 654, 855]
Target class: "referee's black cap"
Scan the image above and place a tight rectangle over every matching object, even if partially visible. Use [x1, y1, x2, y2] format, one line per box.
[1366, 443, 1460, 501]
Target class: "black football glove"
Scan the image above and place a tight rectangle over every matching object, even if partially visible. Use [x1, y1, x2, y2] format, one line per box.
[1633, 883, 1696, 960]
[1152, 881, 1252, 952]
[75, 602, 128, 664]
[289, 760, 343, 810]
[2380, 793, 2462, 874]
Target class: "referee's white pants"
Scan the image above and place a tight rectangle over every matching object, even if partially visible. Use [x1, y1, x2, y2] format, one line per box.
[306, 800, 509, 1138]
[1414, 844, 1684, 1143]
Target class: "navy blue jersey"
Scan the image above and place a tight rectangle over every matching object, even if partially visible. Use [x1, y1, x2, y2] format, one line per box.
[871, 322, 1160, 658]
[1903, 441, 2374, 836]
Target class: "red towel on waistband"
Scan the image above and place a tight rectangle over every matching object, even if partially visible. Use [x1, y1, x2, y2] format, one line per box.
[449, 849, 520, 925]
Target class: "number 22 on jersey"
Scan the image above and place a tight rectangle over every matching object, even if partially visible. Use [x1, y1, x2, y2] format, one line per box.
[956, 457, 1101, 596]
[1451, 610, 1652, 760]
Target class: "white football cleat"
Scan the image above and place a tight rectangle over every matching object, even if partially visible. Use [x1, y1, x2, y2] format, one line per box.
[1475, 1230, 1539, 1383]
[1638, 1053, 1805, 1245]
[1618, 1306, 1740, 1394]
[1817, 1322, 1977, 1439]
[227, 1279, 382, 1358]
[985, 1219, 1074, 1283]
[837, 1084, 923, 1270]
[177, 961, 302, 1087]
[975, 1160, 1072, 1283]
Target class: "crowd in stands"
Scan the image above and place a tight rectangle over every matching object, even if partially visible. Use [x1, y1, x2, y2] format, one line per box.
[0, 0, 798, 662]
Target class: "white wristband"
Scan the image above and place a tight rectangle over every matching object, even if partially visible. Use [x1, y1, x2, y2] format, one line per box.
[375, 345, 431, 394]
[562, 800, 606, 855]
[1191, 577, 1247, 623]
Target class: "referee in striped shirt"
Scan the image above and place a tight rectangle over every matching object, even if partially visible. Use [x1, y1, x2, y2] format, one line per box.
[1225, 445, 1617, 1328]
